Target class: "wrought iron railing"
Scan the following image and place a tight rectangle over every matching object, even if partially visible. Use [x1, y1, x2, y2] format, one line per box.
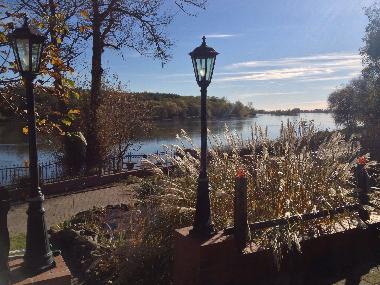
[0, 151, 170, 188]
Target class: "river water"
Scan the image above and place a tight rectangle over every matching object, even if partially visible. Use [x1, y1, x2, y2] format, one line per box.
[0, 113, 337, 167]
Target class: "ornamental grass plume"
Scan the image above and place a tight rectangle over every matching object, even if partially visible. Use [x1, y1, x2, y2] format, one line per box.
[145, 120, 366, 263]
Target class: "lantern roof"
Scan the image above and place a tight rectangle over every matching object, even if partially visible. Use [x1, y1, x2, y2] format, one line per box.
[189, 36, 219, 59]
[8, 16, 46, 43]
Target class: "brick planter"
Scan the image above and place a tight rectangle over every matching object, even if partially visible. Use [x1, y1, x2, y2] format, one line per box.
[174, 216, 380, 285]
[9, 255, 71, 285]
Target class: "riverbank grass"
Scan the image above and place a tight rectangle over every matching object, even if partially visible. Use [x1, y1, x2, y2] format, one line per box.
[10, 233, 26, 251]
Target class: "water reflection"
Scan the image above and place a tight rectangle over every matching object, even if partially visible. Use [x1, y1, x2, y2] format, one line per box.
[140, 113, 337, 154]
[0, 113, 337, 166]
[0, 121, 56, 167]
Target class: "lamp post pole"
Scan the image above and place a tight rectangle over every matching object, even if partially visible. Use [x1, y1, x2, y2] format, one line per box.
[189, 36, 218, 237]
[192, 85, 214, 236]
[200, 85, 207, 180]
[23, 74, 55, 273]
[8, 16, 55, 273]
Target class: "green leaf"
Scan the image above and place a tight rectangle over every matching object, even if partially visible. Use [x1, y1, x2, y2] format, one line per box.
[63, 78, 75, 88]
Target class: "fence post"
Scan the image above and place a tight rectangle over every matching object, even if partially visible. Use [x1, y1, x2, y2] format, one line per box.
[0, 188, 10, 285]
[355, 157, 370, 221]
[234, 168, 248, 252]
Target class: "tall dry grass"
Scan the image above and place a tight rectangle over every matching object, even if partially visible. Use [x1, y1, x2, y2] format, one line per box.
[143, 121, 366, 262]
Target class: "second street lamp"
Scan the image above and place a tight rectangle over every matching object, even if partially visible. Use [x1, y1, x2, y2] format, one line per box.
[8, 17, 55, 273]
[189, 36, 219, 236]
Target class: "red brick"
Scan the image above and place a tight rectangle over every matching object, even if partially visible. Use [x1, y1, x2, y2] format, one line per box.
[9, 256, 71, 285]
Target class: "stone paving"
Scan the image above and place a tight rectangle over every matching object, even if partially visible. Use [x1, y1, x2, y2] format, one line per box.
[330, 264, 380, 285]
[7, 182, 137, 235]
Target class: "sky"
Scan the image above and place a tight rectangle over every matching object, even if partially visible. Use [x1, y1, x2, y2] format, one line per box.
[94, 0, 376, 110]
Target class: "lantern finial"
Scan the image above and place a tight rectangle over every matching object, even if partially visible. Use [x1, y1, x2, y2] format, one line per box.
[23, 15, 29, 27]
[202, 36, 206, 46]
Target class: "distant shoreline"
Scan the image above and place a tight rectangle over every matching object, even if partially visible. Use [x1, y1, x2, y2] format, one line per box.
[0, 112, 334, 124]
[256, 109, 330, 116]
[0, 111, 334, 125]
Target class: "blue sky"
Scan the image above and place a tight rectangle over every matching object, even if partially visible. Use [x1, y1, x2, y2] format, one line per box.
[94, 0, 375, 110]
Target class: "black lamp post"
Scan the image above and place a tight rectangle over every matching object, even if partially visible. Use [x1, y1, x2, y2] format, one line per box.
[8, 17, 55, 273]
[0, 189, 10, 284]
[189, 36, 219, 237]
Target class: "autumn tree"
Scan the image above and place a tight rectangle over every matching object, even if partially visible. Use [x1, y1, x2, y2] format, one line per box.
[329, 3, 380, 130]
[328, 83, 360, 129]
[0, 0, 88, 172]
[0, 0, 84, 133]
[16, 0, 85, 131]
[78, 0, 207, 171]
[0, 1, 24, 118]
[97, 88, 151, 170]
[362, 3, 380, 82]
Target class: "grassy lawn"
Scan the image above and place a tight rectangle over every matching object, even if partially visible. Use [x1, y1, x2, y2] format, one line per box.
[10, 233, 26, 251]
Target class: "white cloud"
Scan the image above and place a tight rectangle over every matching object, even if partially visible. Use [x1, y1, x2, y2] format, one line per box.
[215, 67, 335, 82]
[225, 53, 361, 70]
[300, 75, 354, 82]
[236, 91, 303, 98]
[158, 53, 361, 84]
[217, 52, 362, 83]
[204, 34, 238, 38]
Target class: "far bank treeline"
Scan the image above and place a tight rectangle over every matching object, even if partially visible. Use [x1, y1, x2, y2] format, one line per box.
[137, 92, 256, 119]
[0, 90, 256, 121]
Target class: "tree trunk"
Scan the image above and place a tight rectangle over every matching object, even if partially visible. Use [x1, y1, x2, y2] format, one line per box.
[86, 0, 103, 172]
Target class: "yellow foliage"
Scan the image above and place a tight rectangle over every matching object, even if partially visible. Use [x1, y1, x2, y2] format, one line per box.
[61, 119, 72, 126]
[80, 10, 90, 19]
[0, 33, 7, 43]
[68, 109, 80, 115]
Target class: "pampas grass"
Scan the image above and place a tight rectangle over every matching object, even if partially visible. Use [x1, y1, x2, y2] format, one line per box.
[144, 120, 364, 262]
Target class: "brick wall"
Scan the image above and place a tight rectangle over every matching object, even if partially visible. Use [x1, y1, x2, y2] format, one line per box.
[174, 224, 380, 285]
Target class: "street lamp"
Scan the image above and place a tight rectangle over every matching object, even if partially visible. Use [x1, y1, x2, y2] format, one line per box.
[8, 17, 55, 273]
[189, 36, 219, 236]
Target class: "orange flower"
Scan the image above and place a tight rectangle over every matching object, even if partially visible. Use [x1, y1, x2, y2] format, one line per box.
[236, 168, 246, 178]
[358, 156, 367, 165]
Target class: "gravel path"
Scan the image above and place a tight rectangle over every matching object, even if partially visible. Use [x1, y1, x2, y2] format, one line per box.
[8, 183, 137, 235]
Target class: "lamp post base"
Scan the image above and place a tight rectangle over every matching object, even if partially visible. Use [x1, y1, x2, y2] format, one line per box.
[24, 192, 55, 274]
[189, 224, 215, 238]
[0, 197, 10, 285]
[190, 176, 215, 237]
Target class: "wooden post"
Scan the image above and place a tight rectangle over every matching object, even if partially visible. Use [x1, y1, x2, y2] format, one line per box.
[355, 157, 370, 221]
[0, 188, 10, 285]
[234, 168, 248, 252]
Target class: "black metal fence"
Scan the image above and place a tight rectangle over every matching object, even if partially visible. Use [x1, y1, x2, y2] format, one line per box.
[0, 151, 171, 188]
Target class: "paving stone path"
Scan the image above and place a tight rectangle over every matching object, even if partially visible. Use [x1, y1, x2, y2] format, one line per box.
[331, 264, 380, 285]
[7, 182, 137, 235]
